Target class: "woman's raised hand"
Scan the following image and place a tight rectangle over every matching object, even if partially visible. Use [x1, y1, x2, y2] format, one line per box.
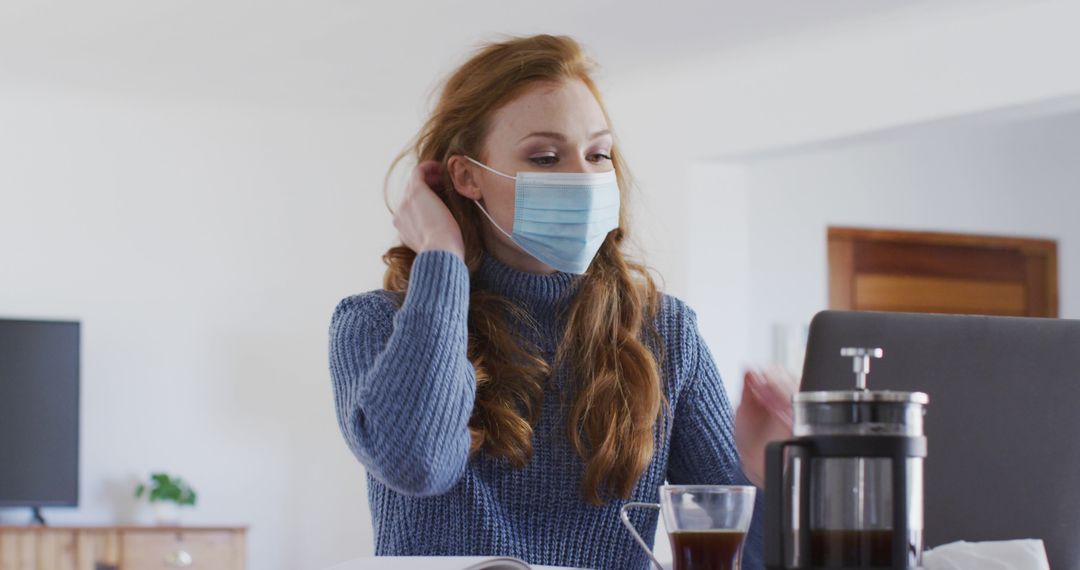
[393, 160, 465, 260]
[735, 366, 798, 488]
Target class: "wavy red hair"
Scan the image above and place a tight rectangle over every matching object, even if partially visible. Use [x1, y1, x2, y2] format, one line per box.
[382, 34, 665, 505]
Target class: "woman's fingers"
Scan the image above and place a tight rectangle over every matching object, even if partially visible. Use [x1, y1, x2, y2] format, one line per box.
[737, 367, 799, 486]
[745, 367, 796, 426]
[417, 160, 444, 189]
[393, 161, 465, 259]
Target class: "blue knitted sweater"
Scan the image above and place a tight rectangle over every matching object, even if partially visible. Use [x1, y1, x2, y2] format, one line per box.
[328, 250, 764, 570]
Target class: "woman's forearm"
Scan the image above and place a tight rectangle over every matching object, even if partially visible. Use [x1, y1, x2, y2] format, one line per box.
[329, 250, 475, 496]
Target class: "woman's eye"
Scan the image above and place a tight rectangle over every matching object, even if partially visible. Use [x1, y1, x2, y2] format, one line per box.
[529, 155, 558, 166]
[527, 153, 611, 166]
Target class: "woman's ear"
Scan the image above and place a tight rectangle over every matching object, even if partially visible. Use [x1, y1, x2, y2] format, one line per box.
[446, 155, 483, 200]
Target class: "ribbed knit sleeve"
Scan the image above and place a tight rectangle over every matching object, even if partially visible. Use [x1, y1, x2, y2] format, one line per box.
[666, 304, 766, 570]
[328, 250, 475, 497]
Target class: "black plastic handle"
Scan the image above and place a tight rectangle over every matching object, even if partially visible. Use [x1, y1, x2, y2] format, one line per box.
[765, 439, 795, 569]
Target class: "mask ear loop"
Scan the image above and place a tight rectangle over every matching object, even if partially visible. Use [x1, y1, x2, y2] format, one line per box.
[463, 155, 516, 180]
[462, 155, 517, 241]
[472, 200, 515, 242]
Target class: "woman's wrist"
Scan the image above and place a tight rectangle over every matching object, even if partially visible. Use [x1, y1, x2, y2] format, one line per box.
[417, 236, 465, 260]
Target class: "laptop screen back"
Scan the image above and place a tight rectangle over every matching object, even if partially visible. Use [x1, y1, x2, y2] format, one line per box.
[801, 310, 1080, 570]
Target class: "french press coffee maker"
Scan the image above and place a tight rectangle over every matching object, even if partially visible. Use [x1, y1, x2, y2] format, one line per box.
[765, 348, 928, 570]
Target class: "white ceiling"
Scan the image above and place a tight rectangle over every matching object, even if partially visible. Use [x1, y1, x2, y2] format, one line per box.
[0, 1, 975, 110]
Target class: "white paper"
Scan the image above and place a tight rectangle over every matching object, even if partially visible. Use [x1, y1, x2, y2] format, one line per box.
[923, 539, 1050, 570]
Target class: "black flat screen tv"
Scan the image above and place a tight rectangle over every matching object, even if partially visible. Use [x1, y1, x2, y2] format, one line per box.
[0, 318, 80, 516]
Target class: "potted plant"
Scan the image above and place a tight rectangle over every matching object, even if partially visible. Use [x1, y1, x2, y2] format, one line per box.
[135, 472, 197, 525]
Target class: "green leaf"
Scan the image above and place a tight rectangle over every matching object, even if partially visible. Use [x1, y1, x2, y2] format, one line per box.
[138, 472, 198, 506]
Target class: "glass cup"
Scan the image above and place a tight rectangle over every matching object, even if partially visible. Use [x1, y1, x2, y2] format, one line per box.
[621, 485, 756, 570]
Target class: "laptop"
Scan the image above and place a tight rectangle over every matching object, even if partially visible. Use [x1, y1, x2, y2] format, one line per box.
[801, 310, 1080, 570]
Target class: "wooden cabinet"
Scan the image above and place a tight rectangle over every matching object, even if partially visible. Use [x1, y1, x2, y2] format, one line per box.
[0, 526, 246, 570]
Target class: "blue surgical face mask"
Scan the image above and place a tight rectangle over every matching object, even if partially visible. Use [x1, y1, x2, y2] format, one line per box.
[464, 155, 620, 274]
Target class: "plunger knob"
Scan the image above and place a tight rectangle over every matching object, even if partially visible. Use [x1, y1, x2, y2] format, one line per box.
[840, 347, 884, 390]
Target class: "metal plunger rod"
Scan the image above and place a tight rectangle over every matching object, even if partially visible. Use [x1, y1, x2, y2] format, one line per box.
[840, 347, 884, 390]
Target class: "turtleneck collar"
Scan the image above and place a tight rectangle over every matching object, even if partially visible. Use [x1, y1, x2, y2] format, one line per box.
[474, 251, 583, 313]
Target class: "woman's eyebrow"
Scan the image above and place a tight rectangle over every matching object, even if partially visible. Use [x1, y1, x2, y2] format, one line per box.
[517, 129, 612, 143]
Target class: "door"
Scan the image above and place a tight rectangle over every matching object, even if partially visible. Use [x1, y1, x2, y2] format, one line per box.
[828, 227, 1058, 317]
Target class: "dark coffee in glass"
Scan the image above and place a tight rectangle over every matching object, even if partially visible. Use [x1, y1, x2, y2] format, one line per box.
[621, 485, 756, 570]
[670, 529, 747, 570]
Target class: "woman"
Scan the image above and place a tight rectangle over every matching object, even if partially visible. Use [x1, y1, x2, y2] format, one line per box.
[329, 34, 793, 570]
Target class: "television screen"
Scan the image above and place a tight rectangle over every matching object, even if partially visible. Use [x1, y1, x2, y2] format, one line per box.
[0, 319, 80, 508]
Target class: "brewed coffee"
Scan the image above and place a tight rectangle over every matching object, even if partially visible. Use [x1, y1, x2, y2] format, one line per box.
[669, 529, 747, 570]
[808, 529, 921, 567]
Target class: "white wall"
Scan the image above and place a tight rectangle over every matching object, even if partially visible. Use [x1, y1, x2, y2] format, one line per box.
[0, 86, 418, 569]
[606, 0, 1080, 301]
[686, 110, 1080, 376]
[685, 164, 752, 396]
[599, 0, 1080, 398]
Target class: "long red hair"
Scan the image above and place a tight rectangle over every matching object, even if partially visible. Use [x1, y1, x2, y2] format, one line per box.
[383, 34, 665, 505]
